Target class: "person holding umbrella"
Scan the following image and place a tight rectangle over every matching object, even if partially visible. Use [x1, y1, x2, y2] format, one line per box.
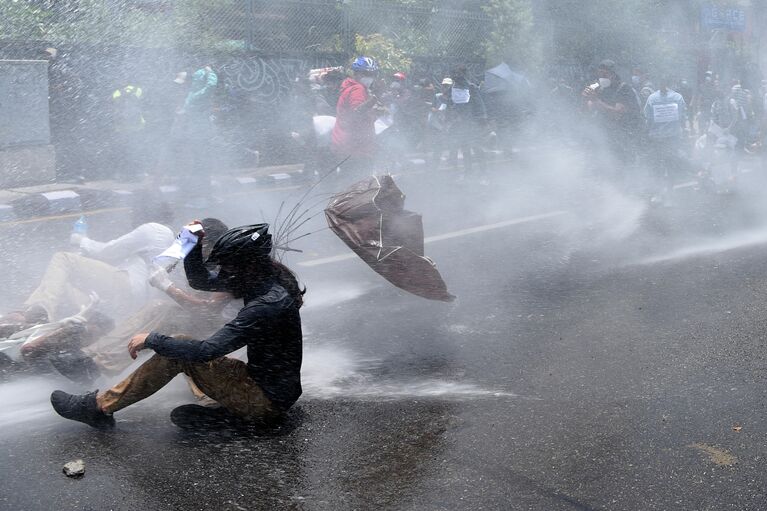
[50, 223, 305, 430]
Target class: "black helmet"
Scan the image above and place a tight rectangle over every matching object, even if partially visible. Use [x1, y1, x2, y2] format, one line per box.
[206, 224, 272, 267]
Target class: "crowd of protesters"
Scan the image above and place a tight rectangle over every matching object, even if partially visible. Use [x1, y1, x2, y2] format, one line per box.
[314, 58, 494, 179]
[38, 46, 767, 202]
[310, 55, 767, 198]
[550, 59, 767, 203]
[42, 48, 501, 186]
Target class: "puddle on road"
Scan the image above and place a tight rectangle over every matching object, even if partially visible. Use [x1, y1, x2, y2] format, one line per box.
[689, 443, 738, 467]
[301, 345, 525, 401]
[0, 344, 525, 431]
[632, 229, 767, 266]
[302, 284, 375, 310]
[0, 376, 59, 428]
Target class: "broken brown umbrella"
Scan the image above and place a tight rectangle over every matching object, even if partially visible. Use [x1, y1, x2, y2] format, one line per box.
[324, 175, 455, 302]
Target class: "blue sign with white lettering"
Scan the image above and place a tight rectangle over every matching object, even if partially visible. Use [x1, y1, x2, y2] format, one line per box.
[701, 5, 747, 32]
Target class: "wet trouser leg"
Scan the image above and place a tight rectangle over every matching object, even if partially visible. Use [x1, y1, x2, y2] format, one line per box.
[448, 148, 458, 168]
[427, 131, 442, 169]
[99, 354, 278, 421]
[24, 252, 134, 321]
[649, 139, 683, 193]
[460, 142, 473, 172]
[83, 300, 183, 375]
[730, 127, 745, 175]
[472, 144, 487, 172]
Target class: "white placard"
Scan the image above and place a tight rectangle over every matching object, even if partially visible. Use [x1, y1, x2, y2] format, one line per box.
[652, 103, 679, 123]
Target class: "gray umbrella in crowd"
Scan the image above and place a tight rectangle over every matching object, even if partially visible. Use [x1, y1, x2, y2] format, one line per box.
[483, 62, 531, 94]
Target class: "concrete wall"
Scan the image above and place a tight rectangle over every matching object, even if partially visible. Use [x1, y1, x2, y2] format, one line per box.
[0, 145, 55, 188]
[0, 60, 54, 187]
[0, 60, 50, 147]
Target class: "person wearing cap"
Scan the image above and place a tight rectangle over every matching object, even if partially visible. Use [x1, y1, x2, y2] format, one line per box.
[49, 223, 305, 429]
[148, 70, 191, 183]
[332, 56, 382, 175]
[428, 77, 458, 169]
[582, 59, 642, 167]
[380, 71, 416, 170]
[109, 84, 146, 182]
[175, 66, 219, 206]
[446, 65, 488, 177]
[310, 67, 345, 116]
[385, 72, 411, 111]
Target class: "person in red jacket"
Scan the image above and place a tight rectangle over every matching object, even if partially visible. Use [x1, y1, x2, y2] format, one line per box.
[331, 56, 381, 175]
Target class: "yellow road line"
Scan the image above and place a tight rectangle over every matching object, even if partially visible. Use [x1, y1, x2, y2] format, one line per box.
[0, 207, 132, 228]
[0, 185, 303, 228]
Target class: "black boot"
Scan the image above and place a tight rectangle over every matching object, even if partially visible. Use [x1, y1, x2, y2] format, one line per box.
[0, 352, 23, 380]
[48, 350, 101, 385]
[50, 390, 115, 429]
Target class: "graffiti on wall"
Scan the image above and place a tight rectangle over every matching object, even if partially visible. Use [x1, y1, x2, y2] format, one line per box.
[219, 55, 344, 104]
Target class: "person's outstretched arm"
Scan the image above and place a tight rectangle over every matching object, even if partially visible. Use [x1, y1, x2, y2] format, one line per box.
[129, 299, 285, 361]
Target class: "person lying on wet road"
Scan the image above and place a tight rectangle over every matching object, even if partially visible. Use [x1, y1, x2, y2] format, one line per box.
[3, 219, 236, 391]
[0, 196, 175, 335]
[0, 304, 114, 384]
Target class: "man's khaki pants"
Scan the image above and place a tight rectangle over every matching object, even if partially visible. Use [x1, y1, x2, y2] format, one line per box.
[84, 300, 186, 375]
[25, 252, 137, 321]
[99, 354, 278, 421]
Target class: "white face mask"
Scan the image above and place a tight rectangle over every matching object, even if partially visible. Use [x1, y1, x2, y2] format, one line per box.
[631, 76, 640, 86]
[598, 77, 612, 89]
[360, 76, 374, 87]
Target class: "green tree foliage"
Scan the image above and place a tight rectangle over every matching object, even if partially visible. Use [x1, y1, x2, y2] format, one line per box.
[540, 0, 707, 74]
[0, 0, 250, 49]
[355, 33, 413, 74]
[347, 0, 489, 61]
[0, 0, 51, 40]
[481, 0, 535, 67]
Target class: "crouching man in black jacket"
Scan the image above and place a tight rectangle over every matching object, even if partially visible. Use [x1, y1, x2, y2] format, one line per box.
[50, 223, 304, 429]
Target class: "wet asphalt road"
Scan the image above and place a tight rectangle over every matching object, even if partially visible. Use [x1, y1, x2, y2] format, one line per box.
[3, 154, 767, 510]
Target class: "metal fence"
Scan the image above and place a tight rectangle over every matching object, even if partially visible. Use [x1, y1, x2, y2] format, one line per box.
[243, 0, 491, 60]
[1, 0, 491, 61]
[0, 1, 491, 178]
